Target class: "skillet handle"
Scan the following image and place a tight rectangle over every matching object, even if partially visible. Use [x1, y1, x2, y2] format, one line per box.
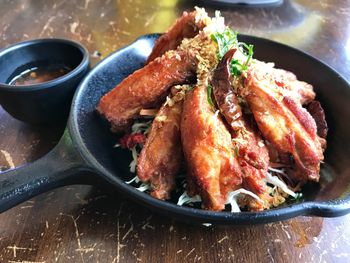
[0, 129, 95, 213]
[306, 199, 350, 217]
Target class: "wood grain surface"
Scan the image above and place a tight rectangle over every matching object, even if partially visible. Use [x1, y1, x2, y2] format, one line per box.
[1, 0, 350, 262]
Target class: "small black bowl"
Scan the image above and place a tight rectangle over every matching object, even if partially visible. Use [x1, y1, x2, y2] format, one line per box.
[0, 38, 90, 124]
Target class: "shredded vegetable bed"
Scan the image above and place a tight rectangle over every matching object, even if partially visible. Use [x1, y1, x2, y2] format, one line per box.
[118, 119, 302, 212]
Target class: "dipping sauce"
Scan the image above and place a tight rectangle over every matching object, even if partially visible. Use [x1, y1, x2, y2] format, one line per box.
[9, 64, 71, 86]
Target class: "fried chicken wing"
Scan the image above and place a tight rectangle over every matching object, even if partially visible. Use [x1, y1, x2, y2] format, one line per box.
[273, 67, 315, 105]
[181, 85, 242, 211]
[97, 50, 197, 132]
[146, 8, 209, 64]
[137, 93, 184, 200]
[212, 49, 270, 210]
[100, 8, 329, 212]
[240, 65, 324, 182]
[307, 100, 328, 139]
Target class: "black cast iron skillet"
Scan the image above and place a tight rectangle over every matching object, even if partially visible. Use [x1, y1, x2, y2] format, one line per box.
[1, 34, 350, 225]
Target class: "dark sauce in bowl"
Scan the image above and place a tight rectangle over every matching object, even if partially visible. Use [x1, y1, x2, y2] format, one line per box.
[9, 64, 71, 86]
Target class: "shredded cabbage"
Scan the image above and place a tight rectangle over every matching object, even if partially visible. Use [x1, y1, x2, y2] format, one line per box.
[126, 175, 140, 185]
[131, 121, 151, 134]
[266, 172, 297, 198]
[177, 191, 202, 206]
[129, 147, 138, 173]
[177, 188, 263, 213]
[268, 167, 287, 175]
[136, 183, 151, 192]
[122, 121, 152, 191]
[226, 188, 263, 212]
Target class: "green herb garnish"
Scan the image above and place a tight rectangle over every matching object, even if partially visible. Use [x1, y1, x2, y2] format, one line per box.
[211, 28, 238, 60]
[206, 85, 215, 110]
[230, 59, 242, 76]
[211, 27, 254, 77]
[230, 43, 254, 77]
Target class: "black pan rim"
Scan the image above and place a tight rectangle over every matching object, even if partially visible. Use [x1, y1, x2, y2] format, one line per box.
[68, 33, 350, 224]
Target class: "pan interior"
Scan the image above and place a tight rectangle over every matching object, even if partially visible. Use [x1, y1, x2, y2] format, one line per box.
[69, 34, 350, 221]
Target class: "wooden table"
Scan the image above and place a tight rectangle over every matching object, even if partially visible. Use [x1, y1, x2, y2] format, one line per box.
[1, 0, 349, 262]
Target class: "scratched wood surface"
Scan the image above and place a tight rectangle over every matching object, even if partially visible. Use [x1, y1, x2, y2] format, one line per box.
[1, 0, 350, 262]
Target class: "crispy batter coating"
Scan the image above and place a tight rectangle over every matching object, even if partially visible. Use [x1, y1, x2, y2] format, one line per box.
[146, 9, 209, 64]
[181, 85, 242, 211]
[241, 65, 324, 182]
[272, 67, 315, 105]
[239, 61, 315, 106]
[307, 100, 328, 139]
[137, 98, 184, 200]
[97, 50, 197, 132]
